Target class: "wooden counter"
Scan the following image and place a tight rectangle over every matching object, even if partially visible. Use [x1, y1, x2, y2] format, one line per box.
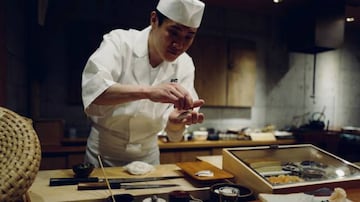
[28, 164, 210, 202]
[28, 155, 360, 202]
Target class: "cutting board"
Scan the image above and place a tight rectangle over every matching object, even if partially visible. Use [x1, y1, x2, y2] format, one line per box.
[176, 161, 234, 181]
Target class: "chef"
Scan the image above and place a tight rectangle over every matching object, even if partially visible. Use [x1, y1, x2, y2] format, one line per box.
[81, 0, 206, 167]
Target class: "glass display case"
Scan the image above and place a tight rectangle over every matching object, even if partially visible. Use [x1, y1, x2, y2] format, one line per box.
[222, 144, 360, 194]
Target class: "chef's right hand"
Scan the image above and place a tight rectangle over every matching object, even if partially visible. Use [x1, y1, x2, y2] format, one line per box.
[147, 83, 194, 110]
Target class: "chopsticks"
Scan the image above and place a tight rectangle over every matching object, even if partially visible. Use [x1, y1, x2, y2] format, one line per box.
[97, 155, 115, 202]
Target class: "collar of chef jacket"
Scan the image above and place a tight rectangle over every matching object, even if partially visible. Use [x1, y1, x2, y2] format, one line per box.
[131, 26, 182, 86]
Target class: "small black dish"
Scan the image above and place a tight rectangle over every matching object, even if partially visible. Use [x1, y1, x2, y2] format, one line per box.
[72, 162, 95, 178]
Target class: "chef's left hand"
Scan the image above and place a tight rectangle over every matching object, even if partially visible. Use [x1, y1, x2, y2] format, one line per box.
[169, 99, 205, 125]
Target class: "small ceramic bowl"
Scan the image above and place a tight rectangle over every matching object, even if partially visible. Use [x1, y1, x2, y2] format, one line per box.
[72, 162, 94, 178]
[210, 183, 254, 202]
[192, 131, 208, 141]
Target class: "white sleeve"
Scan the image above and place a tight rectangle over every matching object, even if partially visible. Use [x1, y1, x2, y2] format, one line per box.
[81, 31, 125, 116]
[179, 55, 200, 110]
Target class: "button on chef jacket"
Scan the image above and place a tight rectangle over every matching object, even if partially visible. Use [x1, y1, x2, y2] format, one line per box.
[82, 26, 199, 167]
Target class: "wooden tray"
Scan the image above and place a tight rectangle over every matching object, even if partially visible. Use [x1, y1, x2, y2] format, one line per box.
[176, 161, 234, 181]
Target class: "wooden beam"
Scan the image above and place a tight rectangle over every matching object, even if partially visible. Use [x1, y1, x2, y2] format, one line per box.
[38, 0, 48, 26]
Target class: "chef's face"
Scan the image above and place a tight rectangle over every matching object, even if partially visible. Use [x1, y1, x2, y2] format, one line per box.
[150, 11, 197, 62]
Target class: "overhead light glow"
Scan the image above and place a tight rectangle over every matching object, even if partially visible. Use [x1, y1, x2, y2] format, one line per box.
[273, 0, 283, 3]
[346, 17, 355, 22]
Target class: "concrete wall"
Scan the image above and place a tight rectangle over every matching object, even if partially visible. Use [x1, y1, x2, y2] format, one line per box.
[4, 1, 360, 136]
[192, 7, 360, 132]
[264, 29, 360, 131]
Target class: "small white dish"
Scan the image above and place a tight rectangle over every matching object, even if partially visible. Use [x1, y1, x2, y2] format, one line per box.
[192, 131, 208, 141]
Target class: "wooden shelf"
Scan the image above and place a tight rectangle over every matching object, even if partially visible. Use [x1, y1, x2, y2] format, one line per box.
[41, 145, 86, 154]
[61, 137, 87, 146]
[40, 139, 87, 170]
[158, 139, 296, 149]
[40, 138, 297, 169]
[40, 145, 86, 170]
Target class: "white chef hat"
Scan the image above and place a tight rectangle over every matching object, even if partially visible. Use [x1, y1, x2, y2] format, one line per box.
[156, 0, 205, 28]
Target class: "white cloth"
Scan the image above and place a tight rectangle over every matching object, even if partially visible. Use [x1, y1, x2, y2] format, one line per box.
[123, 161, 154, 175]
[82, 26, 198, 167]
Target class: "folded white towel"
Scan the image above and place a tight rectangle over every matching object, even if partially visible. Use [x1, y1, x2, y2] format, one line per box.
[123, 161, 154, 175]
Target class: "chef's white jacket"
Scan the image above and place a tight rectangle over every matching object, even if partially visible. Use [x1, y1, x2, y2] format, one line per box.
[82, 26, 199, 167]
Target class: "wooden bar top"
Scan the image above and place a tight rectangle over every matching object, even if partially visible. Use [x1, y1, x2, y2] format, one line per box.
[28, 164, 209, 202]
[28, 155, 360, 202]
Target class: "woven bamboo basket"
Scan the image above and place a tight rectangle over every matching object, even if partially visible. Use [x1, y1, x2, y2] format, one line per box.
[0, 107, 41, 201]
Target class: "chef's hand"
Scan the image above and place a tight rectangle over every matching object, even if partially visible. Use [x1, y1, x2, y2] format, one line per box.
[147, 83, 195, 110]
[165, 100, 204, 139]
[168, 100, 205, 125]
